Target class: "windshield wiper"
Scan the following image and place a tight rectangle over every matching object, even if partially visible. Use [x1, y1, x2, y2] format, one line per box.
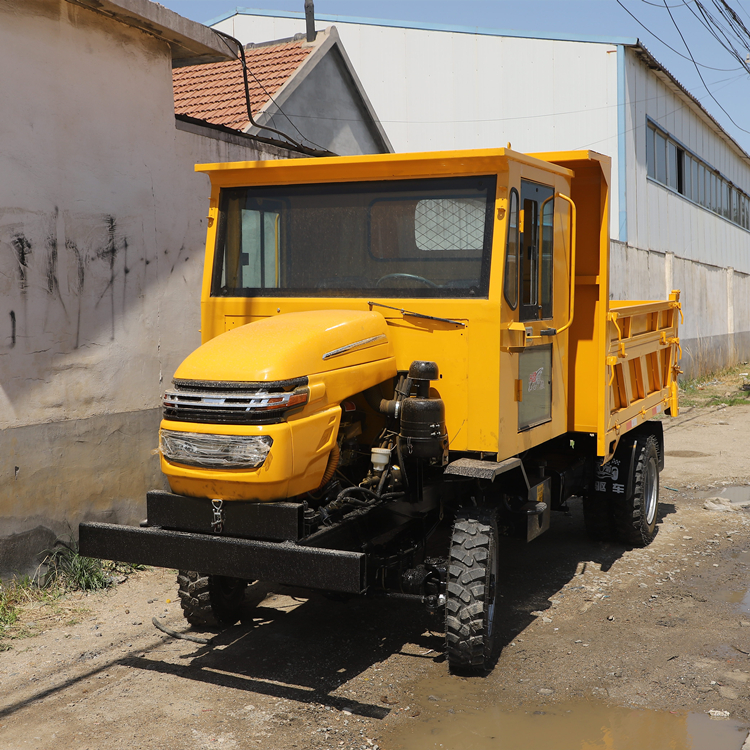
[367, 301, 467, 328]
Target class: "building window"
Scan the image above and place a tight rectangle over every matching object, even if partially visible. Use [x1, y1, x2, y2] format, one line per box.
[646, 121, 750, 231]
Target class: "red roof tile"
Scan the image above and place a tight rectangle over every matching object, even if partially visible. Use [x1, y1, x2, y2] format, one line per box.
[173, 40, 313, 131]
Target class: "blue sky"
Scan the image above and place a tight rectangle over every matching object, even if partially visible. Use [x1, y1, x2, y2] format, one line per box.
[160, 0, 750, 153]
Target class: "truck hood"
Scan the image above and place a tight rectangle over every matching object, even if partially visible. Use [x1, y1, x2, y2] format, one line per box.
[174, 310, 394, 383]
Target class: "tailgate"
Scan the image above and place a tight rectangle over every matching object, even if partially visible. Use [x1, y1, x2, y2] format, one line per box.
[601, 290, 682, 458]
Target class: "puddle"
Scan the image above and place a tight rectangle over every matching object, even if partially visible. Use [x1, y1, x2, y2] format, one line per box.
[386, 680, 749, 750]
[700, 486, 750, 504]
[715, 486, 750, 504]
[715, 587, 750, 613]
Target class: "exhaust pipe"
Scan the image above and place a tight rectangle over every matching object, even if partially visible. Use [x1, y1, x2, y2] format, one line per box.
[305, 0, 315, 42]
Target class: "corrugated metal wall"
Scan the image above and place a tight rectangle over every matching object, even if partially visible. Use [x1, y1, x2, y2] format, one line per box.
[621, 48, 750, 373]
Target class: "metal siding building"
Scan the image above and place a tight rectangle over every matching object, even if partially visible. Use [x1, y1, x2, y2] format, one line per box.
[214, 10, 750, 376]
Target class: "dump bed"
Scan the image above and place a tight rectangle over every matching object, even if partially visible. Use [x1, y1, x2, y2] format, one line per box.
[535, 152, 681, 461]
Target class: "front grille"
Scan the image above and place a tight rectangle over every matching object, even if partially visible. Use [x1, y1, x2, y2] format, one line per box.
[163, 377, 308, 425]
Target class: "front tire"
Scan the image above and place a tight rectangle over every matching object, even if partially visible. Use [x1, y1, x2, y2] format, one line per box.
[611, 434, 660, 547]
[445, 508, 499, 673]
[177, 571, 247, 628]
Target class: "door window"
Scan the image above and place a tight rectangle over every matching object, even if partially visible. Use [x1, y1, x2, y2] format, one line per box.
[519, 180, 554, 321]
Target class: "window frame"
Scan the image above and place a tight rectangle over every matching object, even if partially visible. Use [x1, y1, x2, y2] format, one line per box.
[503, 187, 520, 310]
[645, 119, 750, 231]
[210, 176, 497, 299]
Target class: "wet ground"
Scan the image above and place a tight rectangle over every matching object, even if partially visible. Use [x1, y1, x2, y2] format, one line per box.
[386, 691, 749, 750]
[1, 403, 750, 749]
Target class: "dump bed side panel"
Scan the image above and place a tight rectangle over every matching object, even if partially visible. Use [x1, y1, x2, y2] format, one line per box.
[532, 151, 681, 460]
[605, 296, 681, 443]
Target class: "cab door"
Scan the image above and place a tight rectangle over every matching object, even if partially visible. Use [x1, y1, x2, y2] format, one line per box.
[516, 180, 555, 431]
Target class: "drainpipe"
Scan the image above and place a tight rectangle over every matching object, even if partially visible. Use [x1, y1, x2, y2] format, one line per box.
[305, 0, 315, 42]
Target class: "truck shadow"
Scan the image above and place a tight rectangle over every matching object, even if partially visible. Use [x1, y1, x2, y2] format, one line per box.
[123, 592, 439, 718]
[122, 499, 678, 710]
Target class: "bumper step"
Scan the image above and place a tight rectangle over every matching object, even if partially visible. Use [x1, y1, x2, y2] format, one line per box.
[79, 522, 366, 594]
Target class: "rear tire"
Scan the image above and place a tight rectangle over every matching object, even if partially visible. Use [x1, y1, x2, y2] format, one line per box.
[177, 571, 247, 628]
[445, 508, 498, 674]
[611, 434, 660, 547]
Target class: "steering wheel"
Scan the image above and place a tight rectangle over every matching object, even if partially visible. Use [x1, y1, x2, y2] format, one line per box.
[374, 273, 439, 288]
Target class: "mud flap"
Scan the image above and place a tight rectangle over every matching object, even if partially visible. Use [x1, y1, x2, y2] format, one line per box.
[527, 479, 551, 542]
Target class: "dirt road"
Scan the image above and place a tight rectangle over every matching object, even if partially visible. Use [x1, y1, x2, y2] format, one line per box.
[1, 404, 750, 750]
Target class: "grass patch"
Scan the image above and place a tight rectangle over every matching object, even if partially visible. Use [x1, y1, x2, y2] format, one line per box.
[0, 577, 37, 650]
[0, 540, 145, 649]
[678, 364, 750, 408]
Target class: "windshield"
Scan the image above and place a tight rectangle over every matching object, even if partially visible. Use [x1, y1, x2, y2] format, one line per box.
[211, 175, 496, 298]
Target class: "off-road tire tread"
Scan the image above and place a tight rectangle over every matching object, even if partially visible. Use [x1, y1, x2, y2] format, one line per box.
[177, 570, 218, 628]
[445, 509, 497, 673]
[612, 435, 660, 547]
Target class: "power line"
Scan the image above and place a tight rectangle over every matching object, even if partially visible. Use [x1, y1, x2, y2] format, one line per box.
[660, 0, 750, 133]
[241, 53, 331, 152]
[617, 0, 743, 69]
[211, 29, 336, 157]
[688, 1, 750, 71]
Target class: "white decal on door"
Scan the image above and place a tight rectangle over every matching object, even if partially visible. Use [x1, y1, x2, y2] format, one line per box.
[528, 367, 545, 392]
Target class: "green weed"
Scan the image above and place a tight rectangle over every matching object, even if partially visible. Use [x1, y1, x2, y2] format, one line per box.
[42, 540, 112, 592]
[0, 586, 19, 629]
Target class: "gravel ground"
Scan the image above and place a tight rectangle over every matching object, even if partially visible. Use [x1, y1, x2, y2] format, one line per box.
[1, 403, 750, 749]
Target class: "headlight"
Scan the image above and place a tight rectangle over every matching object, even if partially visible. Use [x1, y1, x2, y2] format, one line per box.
[159, 430, 273, 469]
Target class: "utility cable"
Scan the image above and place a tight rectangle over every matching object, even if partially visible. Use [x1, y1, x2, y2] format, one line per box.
[688, 0, 750, 70]
[661, 0, 750, 133]
[618, 0, 743, 69]
[211, 29, 336, 157]
[241, 52, 331, 152]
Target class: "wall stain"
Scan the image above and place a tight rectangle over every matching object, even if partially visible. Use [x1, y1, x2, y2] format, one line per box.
[169, 244, 186, 274]
[45, 208, 67, 317]
[92, 216, 122, 342]
[11, 234, 31, 292]
[9, 311, 16, 348]
[67, 239, 85, 349]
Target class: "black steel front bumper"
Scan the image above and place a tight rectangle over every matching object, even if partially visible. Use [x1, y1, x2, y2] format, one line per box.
[78, 522, 366, 594]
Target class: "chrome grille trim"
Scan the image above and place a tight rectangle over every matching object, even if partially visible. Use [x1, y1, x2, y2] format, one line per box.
[163, 379, 308, 426]
[164, 390, 300, 410]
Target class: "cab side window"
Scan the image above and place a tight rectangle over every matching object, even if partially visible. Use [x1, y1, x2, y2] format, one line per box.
[503, 188, 520, 309]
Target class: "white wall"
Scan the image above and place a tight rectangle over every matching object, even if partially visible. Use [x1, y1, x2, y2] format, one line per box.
[0, 0, 292, 576]
[213, 13, 622, 227]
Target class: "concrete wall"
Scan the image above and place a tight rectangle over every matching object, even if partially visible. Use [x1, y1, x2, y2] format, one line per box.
[0, 0, 293, 578]
[610, 241, 750, 378]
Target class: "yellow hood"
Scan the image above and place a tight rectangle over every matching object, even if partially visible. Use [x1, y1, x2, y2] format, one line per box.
[175, 310, 393, 383]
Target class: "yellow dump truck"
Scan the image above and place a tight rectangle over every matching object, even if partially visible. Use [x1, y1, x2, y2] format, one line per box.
[80, 147, 681, 672]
